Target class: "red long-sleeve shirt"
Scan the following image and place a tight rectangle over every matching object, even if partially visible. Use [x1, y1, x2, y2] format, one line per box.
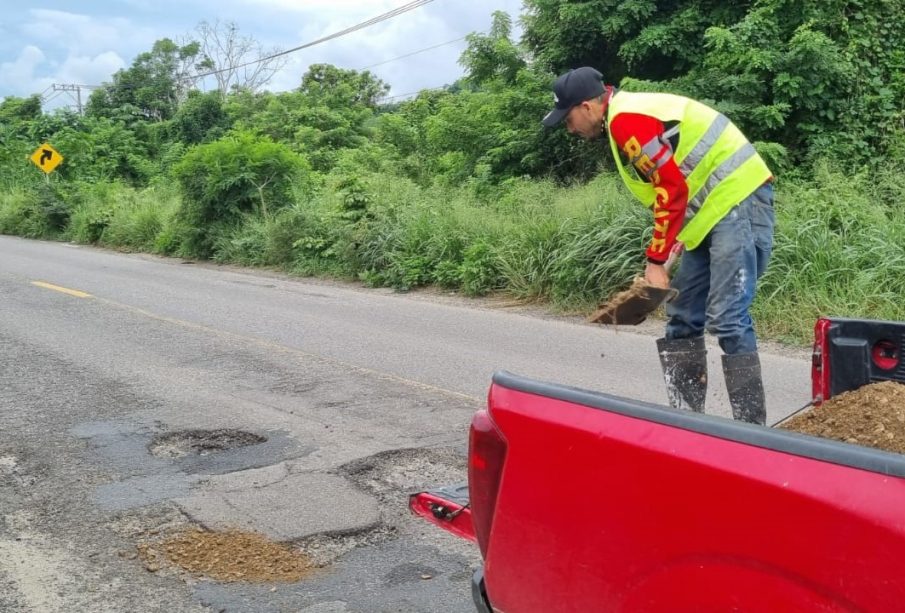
[608, 111, 688, 264]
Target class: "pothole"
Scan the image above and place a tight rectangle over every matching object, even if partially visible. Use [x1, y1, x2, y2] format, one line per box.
[294, 524, 397, 567]
[339, 447, 466, 504]
[148, 429, 266, 459]
[138, 529, 314, 582]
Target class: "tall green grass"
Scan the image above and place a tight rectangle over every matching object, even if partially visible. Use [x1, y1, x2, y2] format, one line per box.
[485, 176, 649, 307]
[755, 163, 905, 342]
[279, 172, 651, 303]
[2, 160, 904, 345]
[66, 181, 181, 252]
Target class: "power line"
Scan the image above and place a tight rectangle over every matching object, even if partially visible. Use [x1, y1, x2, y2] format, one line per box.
[193, 0, 436, 81]
[33, 1, 449, 105]
[40, 84, 99, 102]
[380, 84, 450, 102]
[39, 83, 100, 114]
[41, 91, 65, 106]
[360, 35, 468, 70]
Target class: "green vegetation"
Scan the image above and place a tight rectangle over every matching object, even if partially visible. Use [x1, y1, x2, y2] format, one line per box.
[1, 3, 903, 344]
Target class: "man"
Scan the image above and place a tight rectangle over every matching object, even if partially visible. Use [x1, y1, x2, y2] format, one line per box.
[542, 66, 775, 425]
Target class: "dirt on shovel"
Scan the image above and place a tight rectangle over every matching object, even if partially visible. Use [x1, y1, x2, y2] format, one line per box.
[588, 276, 678, 326]
[780, 380, 905, 454]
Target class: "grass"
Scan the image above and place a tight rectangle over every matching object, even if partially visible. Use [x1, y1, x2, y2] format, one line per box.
[64, 181, 181, 252]
[754, 163, 905, 342]
[2, 160, 904, 346]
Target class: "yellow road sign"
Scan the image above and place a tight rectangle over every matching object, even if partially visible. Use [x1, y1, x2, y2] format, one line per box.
[30, 143, 63, 174]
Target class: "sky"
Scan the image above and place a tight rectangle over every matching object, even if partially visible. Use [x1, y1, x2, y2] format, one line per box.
[0, 0, 525, 111]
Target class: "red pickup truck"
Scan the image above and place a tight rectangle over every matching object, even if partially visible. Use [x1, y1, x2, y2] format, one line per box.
[411, 317, 905, 612]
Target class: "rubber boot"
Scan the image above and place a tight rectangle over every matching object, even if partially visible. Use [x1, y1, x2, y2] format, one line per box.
[722, 352, 767, 425]
[656, 337, 708, 413]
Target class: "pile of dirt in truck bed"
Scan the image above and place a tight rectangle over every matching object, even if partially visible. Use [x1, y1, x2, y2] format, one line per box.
[780, 381, 905, 454]
[137, 529, 313, 582]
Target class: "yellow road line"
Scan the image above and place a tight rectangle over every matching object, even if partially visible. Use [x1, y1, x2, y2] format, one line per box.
[94, 296, 482, 404]
[23, 274, 478, 403]
[31, 281, 92, 299]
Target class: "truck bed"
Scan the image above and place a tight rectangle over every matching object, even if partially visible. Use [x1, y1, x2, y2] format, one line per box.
[472, 371, 905, 611]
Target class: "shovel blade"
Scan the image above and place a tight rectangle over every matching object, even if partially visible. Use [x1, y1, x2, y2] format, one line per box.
[589, 285, 678, 326]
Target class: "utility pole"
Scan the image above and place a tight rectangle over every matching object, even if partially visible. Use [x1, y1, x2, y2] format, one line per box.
[44, 84, 97, 114]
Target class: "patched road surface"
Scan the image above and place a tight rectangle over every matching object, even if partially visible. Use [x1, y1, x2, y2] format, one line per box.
[0, 236, 811, 611]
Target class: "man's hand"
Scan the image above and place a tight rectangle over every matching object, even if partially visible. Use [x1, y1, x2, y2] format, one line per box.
[645, 262, 671, 288]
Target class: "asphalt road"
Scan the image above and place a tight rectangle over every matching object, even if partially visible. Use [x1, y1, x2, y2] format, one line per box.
[0, 236, 811, 612]
[0, 236, 811, 416]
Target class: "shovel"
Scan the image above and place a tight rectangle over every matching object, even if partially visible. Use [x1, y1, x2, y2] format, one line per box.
[588, 244, 682, 326]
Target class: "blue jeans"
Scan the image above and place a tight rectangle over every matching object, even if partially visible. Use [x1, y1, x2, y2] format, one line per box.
[665, 182, 775, 355]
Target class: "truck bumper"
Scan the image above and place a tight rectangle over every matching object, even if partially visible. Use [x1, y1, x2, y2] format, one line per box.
[472, 567, 492, 613]
[408, 483, 476, 542]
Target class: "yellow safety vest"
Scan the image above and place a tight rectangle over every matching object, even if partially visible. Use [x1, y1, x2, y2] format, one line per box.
[606, 91, 772, 250]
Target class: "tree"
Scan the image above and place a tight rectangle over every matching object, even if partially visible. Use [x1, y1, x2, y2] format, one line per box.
[171, 90, 232, 144]
[50, 115, 153, 184]
[236, 88, 375, 171]
[194, 21, 288, 96]
[678, 0, 905, 161]
[0, 95, 42, 125]
[86, 38, 203, 122]
[173, 131, 310, 256]
[226, 66, 389, 171]
[298, 64, 389, 109]
[460, 11, 526, 86]
[521, 0, 751, 83]
[222, 89, 273, 127]
[521, 0, 905, 164]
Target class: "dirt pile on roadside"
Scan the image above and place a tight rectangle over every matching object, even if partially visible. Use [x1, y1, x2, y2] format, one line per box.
[138, 529, 313, 582]
[780, 381, 905, 454]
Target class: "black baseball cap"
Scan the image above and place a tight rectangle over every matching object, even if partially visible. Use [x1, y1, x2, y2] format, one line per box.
[541, 67, 605, 127]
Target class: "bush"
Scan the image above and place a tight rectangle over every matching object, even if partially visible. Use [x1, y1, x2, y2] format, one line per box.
[459, 241, 503, 296]
[286, 169, 649, 303]
[67, 182, 120, 244]
[102, 183, 179, 250]
[172, 131, 311, 257]
[211, 204, 319, 267]
[0, 189, 49, 238]
[0, 184, 70, 238]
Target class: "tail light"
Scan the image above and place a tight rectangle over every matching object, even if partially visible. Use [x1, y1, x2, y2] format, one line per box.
[812, 317, 832, 406]
[468, 409, 507, 558]
[872, 340, 900, 371]
[812, 317, 905, 406]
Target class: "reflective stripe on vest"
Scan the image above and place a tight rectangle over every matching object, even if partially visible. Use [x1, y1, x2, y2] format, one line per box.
[606, 91, 772, 250]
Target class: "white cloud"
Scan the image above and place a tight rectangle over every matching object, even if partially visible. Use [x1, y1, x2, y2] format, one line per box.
[46, 52, 123, 110]
[1, 0, 525, 106]
[0, 46, 124, 109]
[238, 0, 399, 13]
[0, 46, 47, 92]
[21, 10, 153, 57]
[262, 0, 499, 95]
[1, 9, 157, 105]
[56, 51, 126, 86]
